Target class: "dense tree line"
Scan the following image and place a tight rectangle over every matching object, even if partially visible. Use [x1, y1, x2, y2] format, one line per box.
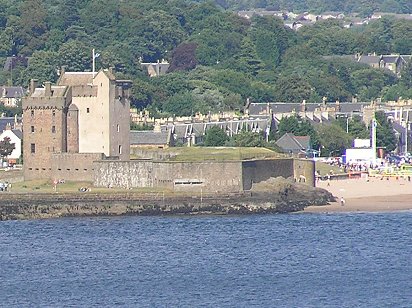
[0, 0, 411, 118]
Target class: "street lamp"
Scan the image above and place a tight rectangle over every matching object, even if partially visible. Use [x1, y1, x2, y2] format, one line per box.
[346, 116, 349, 134]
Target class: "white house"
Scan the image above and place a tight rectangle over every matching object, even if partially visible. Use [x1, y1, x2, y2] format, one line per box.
[0, 125, 22, 164]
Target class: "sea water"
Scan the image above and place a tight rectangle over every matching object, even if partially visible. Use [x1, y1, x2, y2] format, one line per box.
[0, 211, 411, 307]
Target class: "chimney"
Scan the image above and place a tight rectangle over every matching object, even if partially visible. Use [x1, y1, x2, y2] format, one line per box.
[30, 79, 38, 95]
[154, 121, 161, 133]
[335, 100, 340, 112]
[44, 82, 51, 96]
[60, 66, 65, 76]
[5, 122, 11, 131]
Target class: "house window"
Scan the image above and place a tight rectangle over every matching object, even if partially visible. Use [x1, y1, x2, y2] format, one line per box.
[30, 143, 36, 153]
[117, 124, 120, 132]
[52, 126, 56, 133]
[86, 108, 90, 113]
[31, 110, 34, 117]
[119, 145, 122, 155]
[31, 126, 34, 133]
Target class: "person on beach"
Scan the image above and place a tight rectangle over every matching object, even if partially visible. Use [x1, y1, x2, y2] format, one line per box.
[340, 197, 345, 206]
[327, 174, 331, 186]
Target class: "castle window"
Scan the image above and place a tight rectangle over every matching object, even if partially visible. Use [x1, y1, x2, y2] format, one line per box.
[30, 143, 35, 153]
[31, 110, 34, 117]
[117, 124, 120, 132]
[119, 145, 122, 154]
[31, 126, 34, 133]
[52, 110, 55, 117]
[52, 126, 56, 133]
[87, 108, 90, 113]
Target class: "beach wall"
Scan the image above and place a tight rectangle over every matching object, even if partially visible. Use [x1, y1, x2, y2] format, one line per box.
[93, 158, 314, 192]
[294, 159, 315, 186]
[242, 159, 294, 190]
[93, 160, 243, 192]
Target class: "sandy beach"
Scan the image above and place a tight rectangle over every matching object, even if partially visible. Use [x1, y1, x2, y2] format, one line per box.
[303, 176, 412, 213]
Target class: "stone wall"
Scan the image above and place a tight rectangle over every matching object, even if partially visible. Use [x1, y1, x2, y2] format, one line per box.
[94, 160, 154, 188]
[152, 161, 242, 193]
[92, 158, 314, 192]
[52, 153, 104, 182]
[293, 159, 315, 186]
[93, 160, 243, 192]
[242, 159, 294, 190]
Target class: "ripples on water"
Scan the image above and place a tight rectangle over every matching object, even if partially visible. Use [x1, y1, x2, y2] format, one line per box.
[1, 211, 411, 307]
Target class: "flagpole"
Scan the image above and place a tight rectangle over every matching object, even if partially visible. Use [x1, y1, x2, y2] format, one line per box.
[371, 117, 377, 163]
[92, 48, 95, 77]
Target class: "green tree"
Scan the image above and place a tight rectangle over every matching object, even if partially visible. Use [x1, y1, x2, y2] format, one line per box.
[204, 126, 229, 146]
[233, 36, 264, 76]
[16, 0, 48, 55]
[276, 115, 320, 148]
[400, 59, 412, 89]
[375, 111, 397, 152]
[348, 116, 370, 139]
[19, 50, 58, 85]
[231, 131, 266, 147]
[316, 123, 352, 156]
[162, 91, 197, 116]
[57, 40, 91, 72]
[0, 136, 15, 159]
[274, 74, 312, 103]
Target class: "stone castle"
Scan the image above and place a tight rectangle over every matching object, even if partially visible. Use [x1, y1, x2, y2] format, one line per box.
[23, 68, 132, 181]
[23, 68, 314, 192]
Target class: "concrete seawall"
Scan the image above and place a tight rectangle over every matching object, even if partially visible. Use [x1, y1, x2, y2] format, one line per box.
[0, 182, 333, 221]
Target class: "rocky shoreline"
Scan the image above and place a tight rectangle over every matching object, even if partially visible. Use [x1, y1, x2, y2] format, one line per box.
[0, 179, 334, 221]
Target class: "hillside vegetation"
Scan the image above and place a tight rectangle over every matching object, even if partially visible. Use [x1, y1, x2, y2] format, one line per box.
[0, 0, 411, 117]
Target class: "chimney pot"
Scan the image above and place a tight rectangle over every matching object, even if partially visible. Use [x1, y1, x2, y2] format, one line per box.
[30, 79, 38, 95]
[44, 82, 52, 96]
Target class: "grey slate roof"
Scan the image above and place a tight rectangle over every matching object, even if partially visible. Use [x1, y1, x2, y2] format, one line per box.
[130, 130, 170, 145]
[358, 55, 381, 65]
[11, 129, 22, 139]
[381, 55, 399, 64]
[275, 133, 310, 154]
[0, 86, 24, 98]
[0, 117, 20, 133]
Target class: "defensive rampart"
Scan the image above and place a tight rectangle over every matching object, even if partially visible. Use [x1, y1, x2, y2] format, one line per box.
[93, 158, 315, 192]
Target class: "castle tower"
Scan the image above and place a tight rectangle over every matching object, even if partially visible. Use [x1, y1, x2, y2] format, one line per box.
[22, 82, 72, 180]
[67, 104, 79, 153]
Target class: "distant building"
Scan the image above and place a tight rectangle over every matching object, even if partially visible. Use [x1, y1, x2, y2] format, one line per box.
[275, 133, 311, 155]
[0, 121, 22, 164]
[130, 123, 173, 149]
[359, 53, 412, 76]
[140, 59, 170, 77]
[0, 86, 25, 107]
[3, 56, 28, 72]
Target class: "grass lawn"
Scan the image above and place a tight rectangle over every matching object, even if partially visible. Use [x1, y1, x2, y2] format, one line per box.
[132, 147, 284, 161]
[315, 161, 345, 176]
